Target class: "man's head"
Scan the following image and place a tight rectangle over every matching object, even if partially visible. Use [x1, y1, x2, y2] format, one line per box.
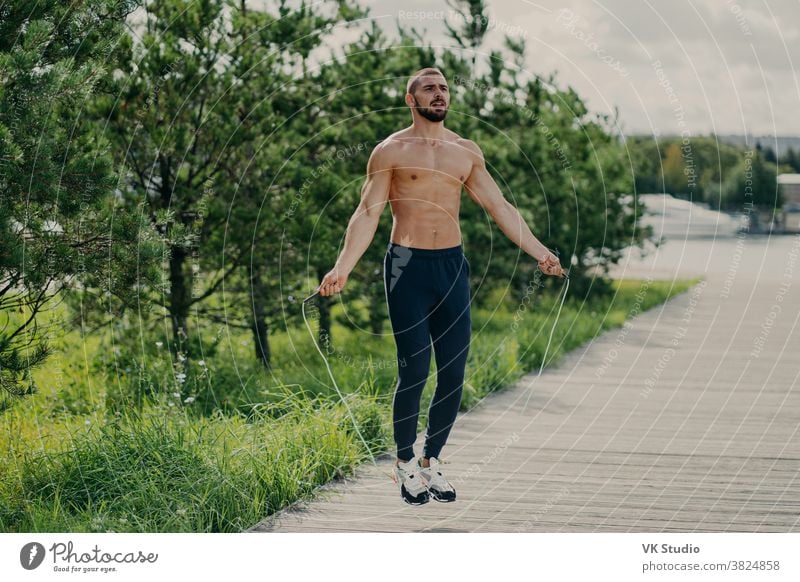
[405, 67, 449, 123]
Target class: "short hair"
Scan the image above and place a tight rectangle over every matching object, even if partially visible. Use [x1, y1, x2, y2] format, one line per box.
[406, 67, 446, 96]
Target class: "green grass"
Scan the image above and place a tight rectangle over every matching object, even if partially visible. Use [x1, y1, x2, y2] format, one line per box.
[0, 275, 702, 532]
[1, 392, 389, 532]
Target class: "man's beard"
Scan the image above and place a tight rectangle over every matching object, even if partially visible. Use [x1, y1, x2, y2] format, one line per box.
[413, 96, 447, 122]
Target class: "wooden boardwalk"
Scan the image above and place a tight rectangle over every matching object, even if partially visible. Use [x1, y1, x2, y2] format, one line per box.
[251, 236, 800, 532]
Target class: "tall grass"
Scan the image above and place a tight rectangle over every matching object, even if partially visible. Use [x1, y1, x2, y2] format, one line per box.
[2, 392, 389, 532]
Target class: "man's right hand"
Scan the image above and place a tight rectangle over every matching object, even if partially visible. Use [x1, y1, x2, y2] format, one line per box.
[537, 250, 567, 278]
[318, 267, 349, 297]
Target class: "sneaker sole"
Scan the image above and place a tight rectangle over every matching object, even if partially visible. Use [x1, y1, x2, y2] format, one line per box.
[401, 488, 430, 505]
[420, 472, 457, 502]
[429, 488, 457, 502]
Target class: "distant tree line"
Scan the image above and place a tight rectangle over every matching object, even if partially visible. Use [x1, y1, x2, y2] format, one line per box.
[761, 144, 800, 173]
[627, 135, 783, 211]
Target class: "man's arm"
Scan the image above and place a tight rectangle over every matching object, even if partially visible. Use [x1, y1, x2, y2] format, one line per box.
[334, 142, 392, 274]
[463, 139, 552, 262]
[317, 142, 392, 297]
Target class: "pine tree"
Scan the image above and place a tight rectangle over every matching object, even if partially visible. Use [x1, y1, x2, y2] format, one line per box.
[94, 0, 366, 367]
[0, 0, 158, 397]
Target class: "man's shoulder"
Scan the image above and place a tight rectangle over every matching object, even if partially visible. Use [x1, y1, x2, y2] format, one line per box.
[370, 131, 410, 165]
[453, 135, 482, 159]
[378, 129, 412, 149]
[366, 135, 403, 170]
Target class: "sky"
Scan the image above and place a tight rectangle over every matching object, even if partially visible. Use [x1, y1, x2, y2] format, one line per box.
[317, 0, 800, 138]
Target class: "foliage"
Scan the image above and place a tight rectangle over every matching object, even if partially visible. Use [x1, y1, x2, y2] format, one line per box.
[0, 0, 160, 396]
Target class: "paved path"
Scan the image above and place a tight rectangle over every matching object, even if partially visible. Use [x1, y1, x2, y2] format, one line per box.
[251, 235, 800, 532]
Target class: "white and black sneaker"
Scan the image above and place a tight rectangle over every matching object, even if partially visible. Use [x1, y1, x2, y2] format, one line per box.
[391, 456, 430, 506]
[419, 456, 456, 502]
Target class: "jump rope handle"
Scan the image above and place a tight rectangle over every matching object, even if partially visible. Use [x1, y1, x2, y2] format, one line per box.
[553, 247, 570, 280]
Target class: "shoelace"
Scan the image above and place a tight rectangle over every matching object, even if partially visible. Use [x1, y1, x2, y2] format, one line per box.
[404, 464, 424, 482]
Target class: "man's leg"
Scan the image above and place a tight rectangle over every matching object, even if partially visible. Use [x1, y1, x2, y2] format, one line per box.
[391, 326, 432, 464]
[423, 253, 471, 461]
[383, 249, 434, 464]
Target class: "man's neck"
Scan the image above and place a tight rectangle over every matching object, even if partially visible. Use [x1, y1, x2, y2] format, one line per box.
[410, 119, 446, 142]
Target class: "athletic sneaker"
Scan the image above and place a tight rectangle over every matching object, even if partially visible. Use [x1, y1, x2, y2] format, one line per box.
[419, 456, 457, 502]
[392, 456, 430, 506]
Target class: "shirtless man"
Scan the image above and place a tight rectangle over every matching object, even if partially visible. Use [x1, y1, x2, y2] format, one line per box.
[316, 67, 566, 506]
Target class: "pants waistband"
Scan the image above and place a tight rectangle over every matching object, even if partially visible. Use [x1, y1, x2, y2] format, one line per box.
[386, 242, 464, 260]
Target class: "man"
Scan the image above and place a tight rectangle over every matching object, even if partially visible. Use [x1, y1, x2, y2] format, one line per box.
[317, 67, 566, 506]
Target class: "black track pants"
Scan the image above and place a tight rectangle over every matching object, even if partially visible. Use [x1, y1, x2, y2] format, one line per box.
[383, 242, 472, 462]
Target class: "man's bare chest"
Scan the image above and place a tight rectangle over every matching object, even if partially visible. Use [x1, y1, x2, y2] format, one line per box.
[391, 143, 473, 186]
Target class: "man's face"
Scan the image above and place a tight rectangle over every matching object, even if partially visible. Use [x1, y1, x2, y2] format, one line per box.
[410, 75, 449, 122]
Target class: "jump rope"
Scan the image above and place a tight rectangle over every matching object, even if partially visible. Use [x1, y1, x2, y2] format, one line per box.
[301, 249, 570, 479]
